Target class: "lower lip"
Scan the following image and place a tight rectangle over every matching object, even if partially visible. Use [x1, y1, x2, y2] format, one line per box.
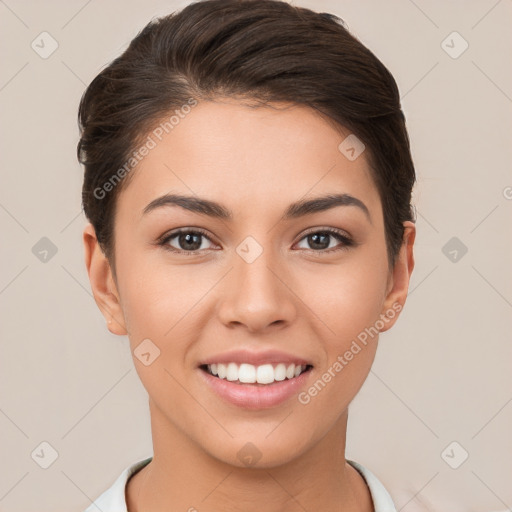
[198, 367, 313, 410]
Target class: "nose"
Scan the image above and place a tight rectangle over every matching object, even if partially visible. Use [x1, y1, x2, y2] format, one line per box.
[217, 244, 297, 334]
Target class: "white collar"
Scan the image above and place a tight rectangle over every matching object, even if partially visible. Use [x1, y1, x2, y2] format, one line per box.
[84, 457, 397, 511]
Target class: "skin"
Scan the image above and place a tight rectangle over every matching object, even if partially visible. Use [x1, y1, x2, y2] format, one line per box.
[83, 98, 415, 512]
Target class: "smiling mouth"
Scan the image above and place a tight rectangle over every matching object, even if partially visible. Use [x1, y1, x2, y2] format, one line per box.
[199, 362, 313, 385]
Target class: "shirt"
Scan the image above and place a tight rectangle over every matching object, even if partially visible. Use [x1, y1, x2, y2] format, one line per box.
[84, 456, 397, 512]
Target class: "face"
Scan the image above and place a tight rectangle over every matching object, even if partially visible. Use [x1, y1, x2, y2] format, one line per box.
[84, 98, 414, 468]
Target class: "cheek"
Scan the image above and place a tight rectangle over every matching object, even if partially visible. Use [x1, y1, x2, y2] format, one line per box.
[117, 253, 217, 352]
[295, 263, 386, 418]
[116, 258, 213, 404]
[299, 254, 388, 345]
[295, 250, 388, 399]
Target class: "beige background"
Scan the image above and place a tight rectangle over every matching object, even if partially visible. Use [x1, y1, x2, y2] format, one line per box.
[1, 1, 511, 511]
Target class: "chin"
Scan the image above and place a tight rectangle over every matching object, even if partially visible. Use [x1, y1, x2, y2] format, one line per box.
[204, 430, 313, 470]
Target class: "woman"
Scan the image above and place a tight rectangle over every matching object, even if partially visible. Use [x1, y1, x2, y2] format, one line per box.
[79, 0, 416, 510]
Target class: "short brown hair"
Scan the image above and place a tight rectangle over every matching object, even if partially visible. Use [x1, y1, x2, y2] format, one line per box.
[78, 0, 416, 273]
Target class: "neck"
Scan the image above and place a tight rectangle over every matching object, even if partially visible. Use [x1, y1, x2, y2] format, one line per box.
[126, 400, 373, 512]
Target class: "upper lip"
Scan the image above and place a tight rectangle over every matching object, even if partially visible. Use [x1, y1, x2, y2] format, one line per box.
[198, 349, 313, 367]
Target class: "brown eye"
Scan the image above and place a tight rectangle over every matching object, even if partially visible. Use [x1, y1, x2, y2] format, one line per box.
[159, 229, 216, 253]
[295, 229, 353, 252]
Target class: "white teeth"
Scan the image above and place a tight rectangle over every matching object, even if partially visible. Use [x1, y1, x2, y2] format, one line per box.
[205, 362, 309, 384]
[226, 362, 238, 381]
[256, 364, 273, 384]
[217, 363, 226, 379]
[274, 363, 287, 381]
[239, 363, 256, 383]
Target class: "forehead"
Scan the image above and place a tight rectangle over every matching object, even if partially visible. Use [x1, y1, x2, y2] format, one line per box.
[116, 99, 381, 221]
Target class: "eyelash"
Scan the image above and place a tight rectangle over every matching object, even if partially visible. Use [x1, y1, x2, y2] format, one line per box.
[157, 227, 355, 255]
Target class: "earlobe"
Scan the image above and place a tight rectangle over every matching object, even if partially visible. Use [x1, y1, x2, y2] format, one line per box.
[83, 223, 128, 336]
[379, 221, 416, 333]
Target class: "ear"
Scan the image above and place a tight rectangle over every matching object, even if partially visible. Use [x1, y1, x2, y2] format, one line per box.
[83, 223, 127, 336]
[379, 221, 416, 333]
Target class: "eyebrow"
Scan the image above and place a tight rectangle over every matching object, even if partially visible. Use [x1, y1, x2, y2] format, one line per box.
[142, 192, 371, 223]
